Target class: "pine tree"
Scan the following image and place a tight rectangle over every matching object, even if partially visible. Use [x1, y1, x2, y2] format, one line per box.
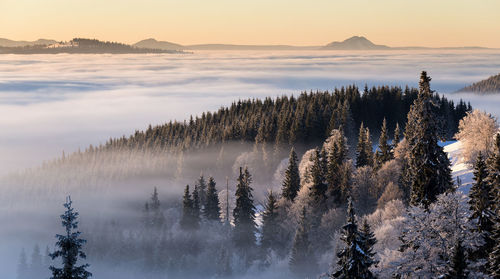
[444, 239, 467, 279]
[260, 191, 279, 253]
[393, 122, 401, 150]
[356, 123, 369, 168]
[469, 152, 495, 256]
[404, 71, 453, 208]
[193, 184, 201, 225]
[196, 175, 207, 208]
[180, 185, 198, 230]
[309, 148, 327, 226]
[281, 147, 301, 201]
[232, 167, 257, 251]
[359, 219, 377, 267]
[289, 207, 316, 277]
[204, 176, 221, 221]
[49, 196, 92, 279]
[332, 198, 375, 279]
[375, 118, 392, 168]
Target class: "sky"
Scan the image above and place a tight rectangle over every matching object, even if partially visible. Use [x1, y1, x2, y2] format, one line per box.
[1, 0, 500, 47]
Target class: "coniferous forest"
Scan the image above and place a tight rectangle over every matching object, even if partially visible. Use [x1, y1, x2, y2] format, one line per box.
[6, 72, 500, 279]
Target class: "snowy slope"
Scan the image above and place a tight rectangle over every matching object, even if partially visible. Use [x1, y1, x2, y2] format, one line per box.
[443, 141, 474, 194]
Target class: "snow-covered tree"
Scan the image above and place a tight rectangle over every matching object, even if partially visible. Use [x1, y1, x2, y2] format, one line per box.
[403, 71, 453, 207]
[455, 109, 498, 165]
[49, 196, 92, 279]
[332, 198, 376, 279]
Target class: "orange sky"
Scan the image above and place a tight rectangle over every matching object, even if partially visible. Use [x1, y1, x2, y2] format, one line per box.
[1, 0, 500, 47]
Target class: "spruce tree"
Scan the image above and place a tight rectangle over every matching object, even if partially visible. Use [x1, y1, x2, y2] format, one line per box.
[332, 198, 375, 279]
[490, 218, 500, 277]
[309, 148, 327, 226]
[489, 134, 500, 277]
[393, 122, 401, 150]
[49, 196, 92, 279]
[289, 207, 316, 277]
[149, 187, 165, 229]
[356, 123, 369, 168]
[327, 129, 348, 206]
[180, 185, 198, 230]
[261, 191, 279, 253]
[232, 167, 257, 251]
[444, 239, 467, 279]
[193, 185, 201, 225]
[281, 147, 301, 202]
[359, 219, 377, 267]
[404, 71, 453, 208]
[204, 176, 221, 221]
[469, 152, 494, 255]
[375, 118, 392, 168]
[196, 175, 207, 208]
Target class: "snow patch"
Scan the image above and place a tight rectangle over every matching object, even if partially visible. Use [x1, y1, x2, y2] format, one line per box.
[444, 141, 473, 194]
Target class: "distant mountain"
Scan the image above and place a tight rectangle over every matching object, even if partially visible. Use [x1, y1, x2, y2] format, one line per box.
[185, 44, 318, 50]
[457, 73, 500, 94]
[0, 38, 57, 47]
[323, 36, 390, 50]
[133, 38, 185, 51]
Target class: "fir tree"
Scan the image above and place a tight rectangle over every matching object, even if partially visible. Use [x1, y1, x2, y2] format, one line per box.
[260, 191, 279, 253]
[359, 219, 377, 267]
[196, 175, 207, 208]
[180, 185, 198, 230]
[232, 167, 257, 251]
[356, 123, 369, 168]
[149, 187, 165, 229]
[490, 218, 500, 277]
[193, 185, 201, 225]
[204, 176, 221, 221]
[327, 129, 348, 206]
[375, 118, 392, 168]
[444, 239, 467, 279]
[469, 152, 495, 256]
[309, 148, 327, 226]
[404, 71, 453, 208]
[332, 198, 375, 279]
[49, 196, 92, 279]
[289, 207, 316, 277]
[281, 147, 301, 202]
[393, 122, 401, 150]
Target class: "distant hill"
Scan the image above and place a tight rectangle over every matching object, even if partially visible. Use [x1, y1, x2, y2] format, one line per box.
[0, 38, 57, 47]
[185, 44, 318, 50]
[457, 73, 500, 94]
[323, 36, 390, 50]
[133, 38, 185, 51]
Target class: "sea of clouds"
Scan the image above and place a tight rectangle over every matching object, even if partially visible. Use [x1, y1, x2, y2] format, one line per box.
[0, 50, 500, 174]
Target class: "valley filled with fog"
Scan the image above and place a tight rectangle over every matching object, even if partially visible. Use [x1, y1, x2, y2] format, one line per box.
[1, 50, 500, 278]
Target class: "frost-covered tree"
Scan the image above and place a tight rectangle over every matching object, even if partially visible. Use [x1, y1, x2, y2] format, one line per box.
[49, 196, 92, 279]
[332, 198, 376, 279]
[469, 152, 495, 258]
[455, 109, 498, 165]
[394, 192, 484, 278]
[204, 176, 221, 221]
[403, 71, 453, 207]
[375, 118, 393, 169]
[289, 207, 316, 277]
[443, 239, 468, 279]
[281, 147, 300, 202]
[232, 167, 257, 251]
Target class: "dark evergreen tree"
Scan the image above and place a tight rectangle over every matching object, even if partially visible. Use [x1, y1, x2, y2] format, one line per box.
[260, 191, 279, 253]
[356, 123, 373, 168]
[195, 175, 207, 208]
[281, 147, 301, 202]
[149, 187, 165, 229]
[469, 152, 495, 257]
[204, 176, 221, 221]
[375, 118, 392, 168]
[489, 135, 500, 277]
[180, 185, 198, 230]
[326, 128, 349, 206]
[404, 71, 453, 208]
[49, 196, 92, 279]
[490, 218, 500, 277]
[332, 198, 375, 279]
[193, 184, 201, 225]
[444, 239, 467, 279]
[289, 207, 316, 277]
[359, 219, 377, 267]
[309, 148, 327, 226]
[232, 167, 257, 251]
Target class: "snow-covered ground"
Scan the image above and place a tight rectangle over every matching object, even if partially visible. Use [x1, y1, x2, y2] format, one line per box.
[443, 141, 474, 194]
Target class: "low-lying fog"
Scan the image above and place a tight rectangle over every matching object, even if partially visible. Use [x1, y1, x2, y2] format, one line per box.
[1, 50, 500, 278]
[1, 50, 500, 173]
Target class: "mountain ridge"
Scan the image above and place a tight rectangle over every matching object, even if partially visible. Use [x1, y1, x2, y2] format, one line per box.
[457, 73, 500, 94]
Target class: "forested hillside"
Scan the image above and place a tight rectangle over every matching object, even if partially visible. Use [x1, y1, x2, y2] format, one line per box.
[458, 73, 500, 94]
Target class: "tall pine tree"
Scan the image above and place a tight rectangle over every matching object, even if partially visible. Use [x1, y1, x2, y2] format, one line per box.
[309, 148, 327, 226]
[332, 198, 375, 279]
[375, 118, 392, 168]
[49, 196, 92, 279]
[204, 176, 221, 221]
[289, 207, 316, 277]
[404, 71, 453, 207]
[232, 167, 257, 251]
[281, 147, 301, 202]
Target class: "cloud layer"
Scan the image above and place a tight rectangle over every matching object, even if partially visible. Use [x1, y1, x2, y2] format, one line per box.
[0, 50, 500, 173]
